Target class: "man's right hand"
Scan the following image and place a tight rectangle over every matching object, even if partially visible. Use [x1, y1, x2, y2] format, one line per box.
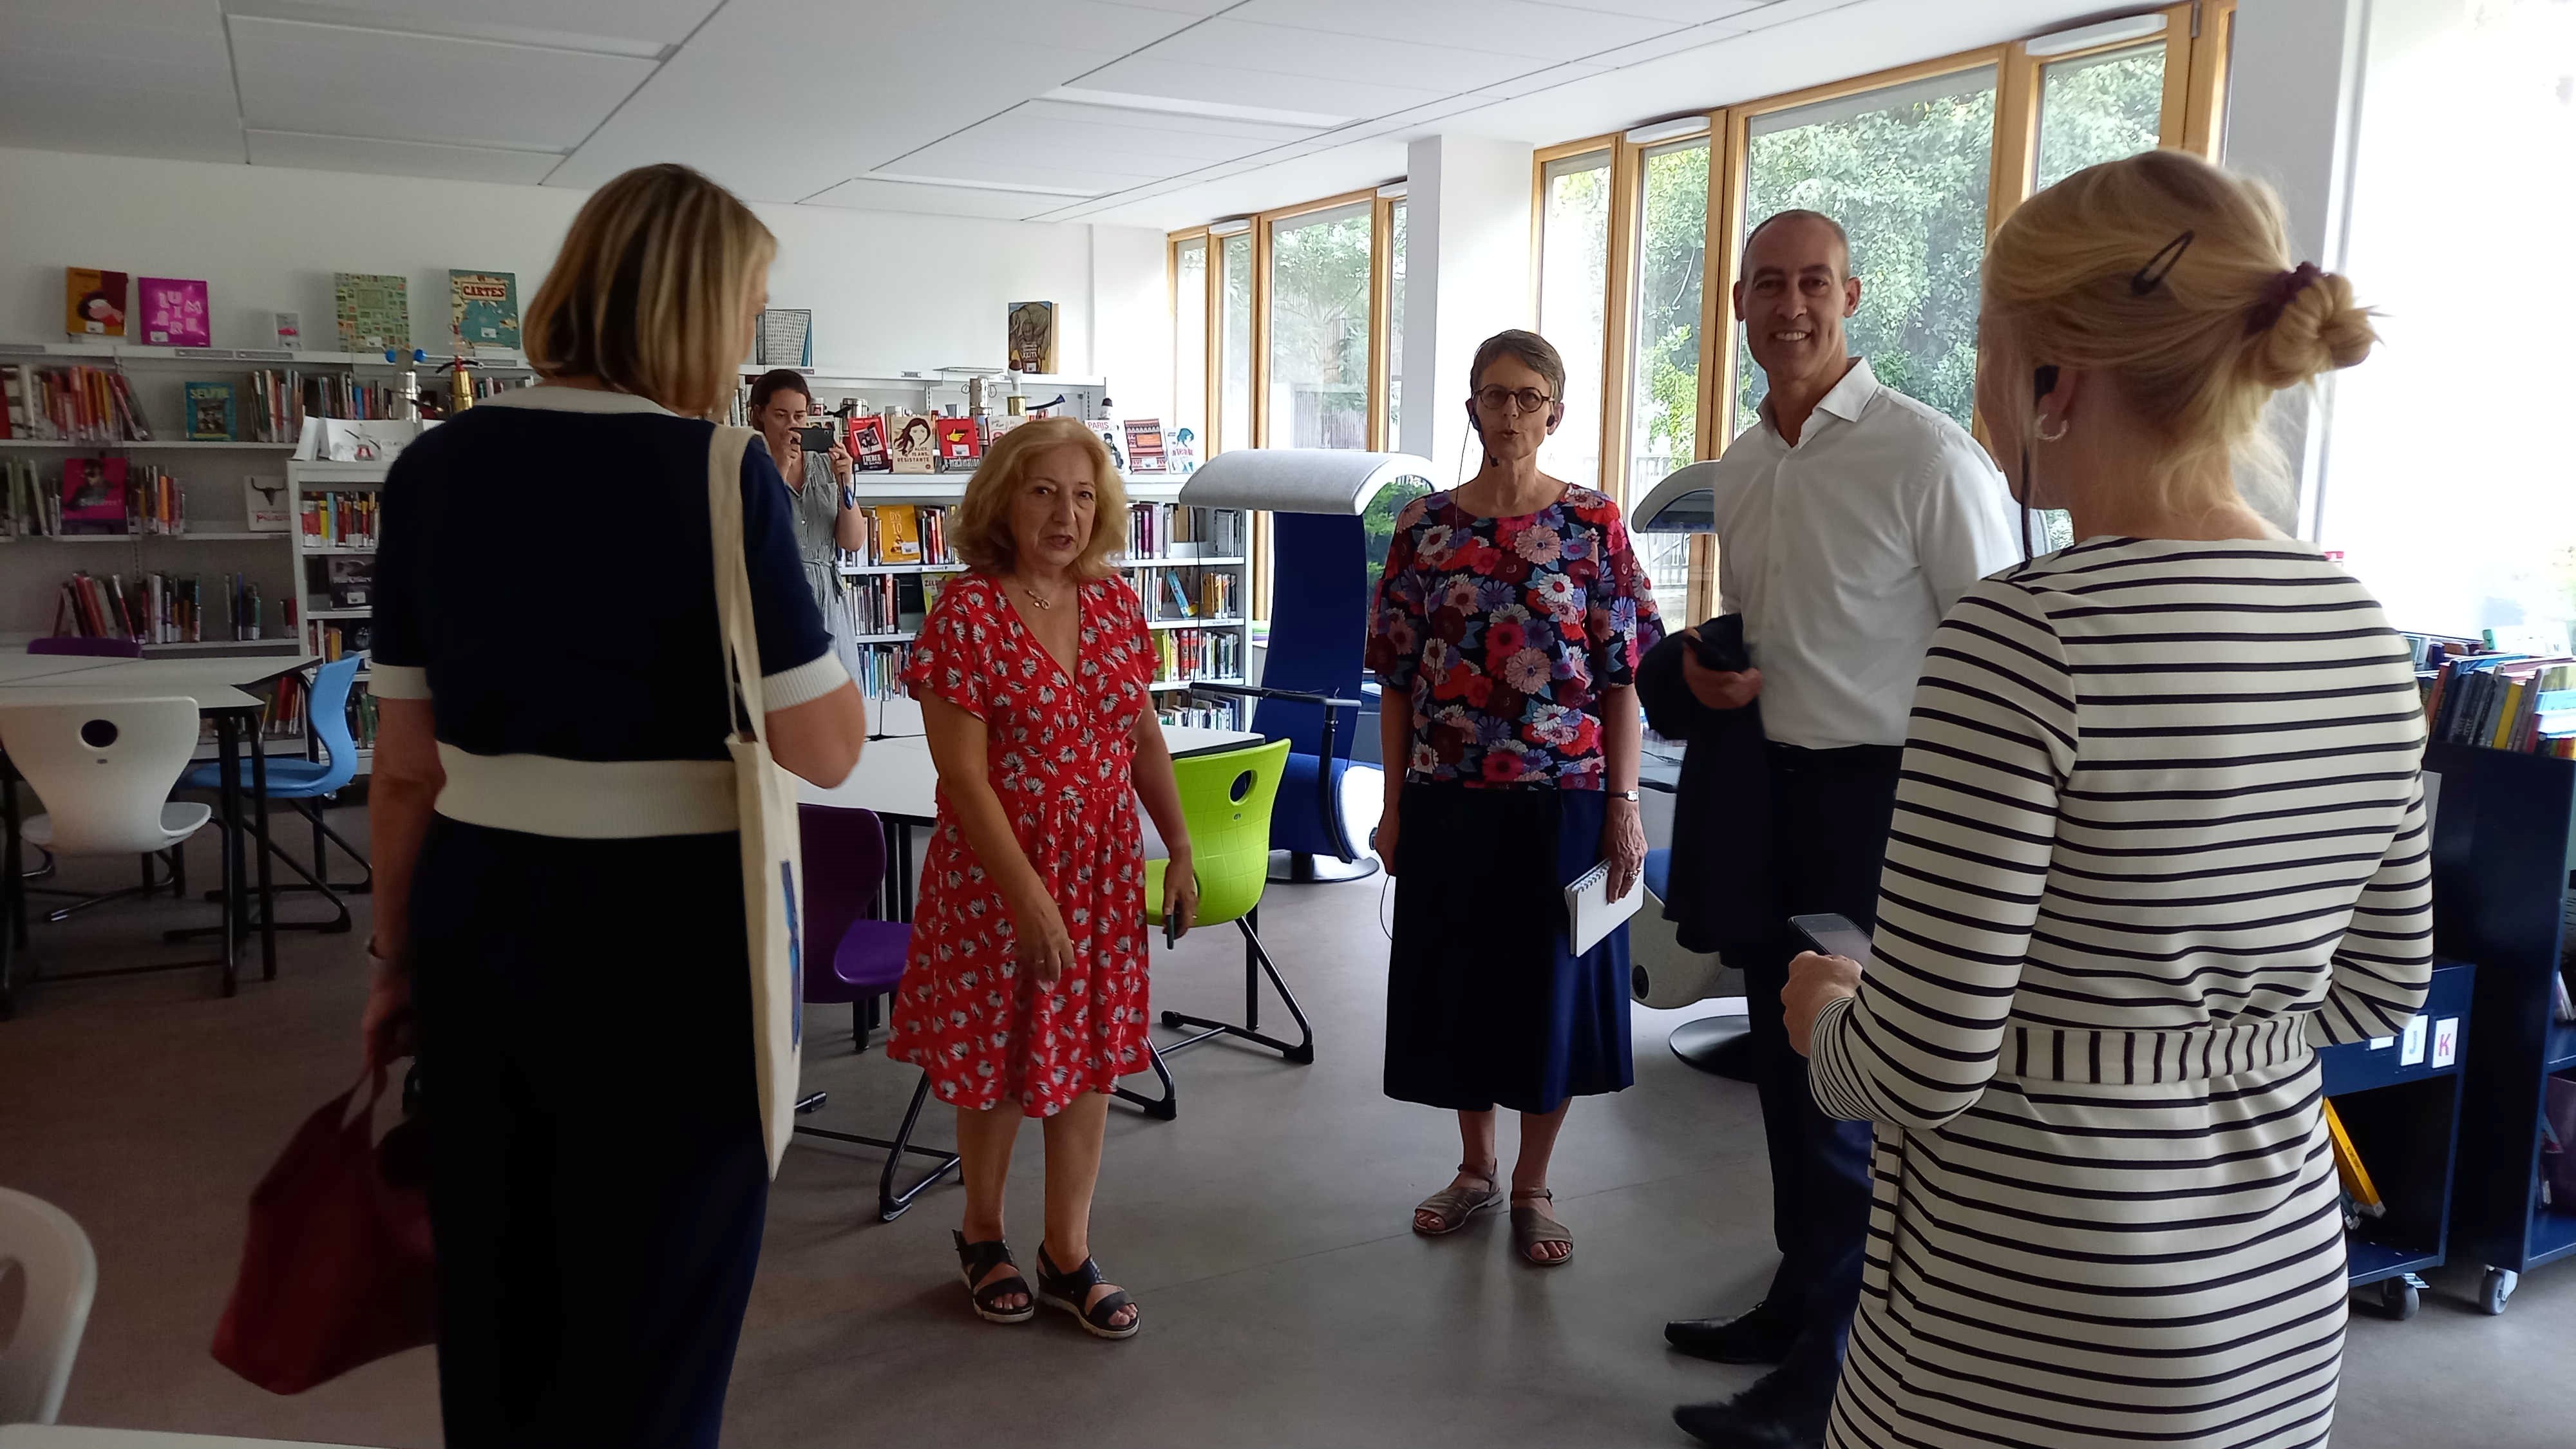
[1680, 630, 1763, 712]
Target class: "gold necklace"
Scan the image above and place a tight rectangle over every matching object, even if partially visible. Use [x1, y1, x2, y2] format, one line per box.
[1020, 578, 1065, 611]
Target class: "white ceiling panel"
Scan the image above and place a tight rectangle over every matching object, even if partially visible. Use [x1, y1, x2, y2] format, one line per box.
[873, 151, 1164, 196]
[1071, 55, 1451, 122]
[231, 0, 724, 47]
[1226, 0, 1680, 61]
[804, 177, 1061, 222]
[1009, 99, 1323, 150]
[228, 15, 655, 151]
[1124, 19, 1543, 93]
[1536, 0, 1777, 21]
[908, 109, 1291, 171]
[549, 0, 1193, 202]
[1466, 61, 1618, 104]
[0, 0, 243, 162]
[245, 128, 564, 184]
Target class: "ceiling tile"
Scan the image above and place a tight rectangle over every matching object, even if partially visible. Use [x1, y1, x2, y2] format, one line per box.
[1125, 19, 1541, 93]
[228, 15, 655, 151]
[246, 128, 564, 184]
[1468, 61, 1617, 103]
[0, 0, 243, 162]
[1012, 99, 1322, 147]
[1226, 0, 1680, 61]
[871, 151, 1163, 196]
[803, 177, 1060, 222]
[1071, 55, 1451, 123]
[220, 0, 723, 48]
[1535, 0, 1776, 21]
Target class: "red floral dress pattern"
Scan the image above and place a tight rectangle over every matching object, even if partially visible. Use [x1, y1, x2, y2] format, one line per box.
[889, 572, 1154, 1117]
[1365, 486, 1663, 788]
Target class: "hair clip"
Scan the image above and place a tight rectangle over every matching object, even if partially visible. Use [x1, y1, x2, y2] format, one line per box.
[2246, 261, 2324, 334]
[2130, 230, 2193, 295]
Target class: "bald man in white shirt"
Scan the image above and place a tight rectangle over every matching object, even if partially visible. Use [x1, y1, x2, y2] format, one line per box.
[1669, 210, 2018, 1449]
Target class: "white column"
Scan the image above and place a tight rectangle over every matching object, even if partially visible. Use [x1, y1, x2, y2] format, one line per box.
[1399, 134, 1536, 484]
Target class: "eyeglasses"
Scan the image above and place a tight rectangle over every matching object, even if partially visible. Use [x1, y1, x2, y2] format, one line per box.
[1474, 386, 1553, 415]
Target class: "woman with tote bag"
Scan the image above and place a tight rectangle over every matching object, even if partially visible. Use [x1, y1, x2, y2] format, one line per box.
[356, 163, 869, 1446]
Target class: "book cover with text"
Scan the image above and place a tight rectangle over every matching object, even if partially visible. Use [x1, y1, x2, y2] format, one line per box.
[449, 270, 520, 350]
[849, 414, 891, 471]
[336, 272, 411, 352]
[933, 417, 981, 471]
[888, 415, 937, 474]
[185, 381, 237, 440]
[137, 277, 211, 346]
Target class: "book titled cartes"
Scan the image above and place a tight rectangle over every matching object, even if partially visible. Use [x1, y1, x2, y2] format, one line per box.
[334, 272, 411, 352]
[449, 270, 520, 351]
[848, 415, 891, 471]
[888, 415, 938, 475]
[185, 381, 238, 441]
[65, 269, 129, 339]
[933, 417, 981, 471]
[136, 277, 211, 347]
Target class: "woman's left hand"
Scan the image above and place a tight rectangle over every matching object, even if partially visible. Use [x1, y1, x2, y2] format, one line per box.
[1602, 795, 1645, 902]
[1782, 951, 1864, 1057]
[1162, 848, 1199, 941]
[828, 442, 853, 481]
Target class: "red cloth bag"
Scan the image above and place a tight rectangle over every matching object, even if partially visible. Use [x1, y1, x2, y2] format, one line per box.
[211, 1069, 436, 1393]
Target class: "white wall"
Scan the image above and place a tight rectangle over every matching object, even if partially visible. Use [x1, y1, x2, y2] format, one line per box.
[0, 146, 1166, 388]
[1399, 135, 1536, 484]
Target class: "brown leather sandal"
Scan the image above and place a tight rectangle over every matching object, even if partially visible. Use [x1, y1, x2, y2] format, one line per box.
[1511, 1189, 1573, 1266]
[1412, 1165, 1504, 1236]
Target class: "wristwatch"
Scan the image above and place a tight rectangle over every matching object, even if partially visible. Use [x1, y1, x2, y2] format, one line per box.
[1608, 789, 1641, 802]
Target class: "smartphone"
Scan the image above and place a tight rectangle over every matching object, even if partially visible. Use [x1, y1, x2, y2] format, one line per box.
[1789, 913, 1874, 970]
[798, 424, 836, 453]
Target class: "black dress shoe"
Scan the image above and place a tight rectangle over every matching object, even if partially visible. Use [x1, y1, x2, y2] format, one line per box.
[1672, 1370, 1832, 1449]
[1664, 1298, 1801, 1365]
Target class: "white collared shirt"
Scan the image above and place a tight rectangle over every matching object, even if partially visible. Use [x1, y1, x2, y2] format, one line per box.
[1708, 359, 2020, 750]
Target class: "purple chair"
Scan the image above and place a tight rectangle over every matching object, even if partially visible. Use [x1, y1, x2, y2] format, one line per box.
[791, 803, 960, 1222]
[28, 638, 144, 659]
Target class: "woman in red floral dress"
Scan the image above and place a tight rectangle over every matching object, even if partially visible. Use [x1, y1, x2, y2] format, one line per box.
[892, 416, 1197, 1341]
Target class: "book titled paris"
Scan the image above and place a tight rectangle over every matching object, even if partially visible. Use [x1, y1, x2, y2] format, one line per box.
[449, 269, 520, 352]
[136, 277, 211, 347]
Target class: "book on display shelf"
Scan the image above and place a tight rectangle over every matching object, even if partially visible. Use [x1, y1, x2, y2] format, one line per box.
[843, 572, 946, 637]
[449, 270, 522, 352]
[888, 415, 937, 474]
[135, 277, 211, 347]
[848, 414, 891, 471]
[186, 381, 238, 441]
[325, 556, 374, 609]
[2420, 644, 2576, 758]
[64, 269, 129, 339]
[1122, 417, 1166, 473]
[300, 491, 379, 549]
[933, 417, 981, 471]
[334, 273, 411, 352]
[1, 365, 152, 442]
[3, 457, 60, 536]
[866, 505, 923, 565]
[60, 456, 129, 535]
[1150, 627, 1240, 683]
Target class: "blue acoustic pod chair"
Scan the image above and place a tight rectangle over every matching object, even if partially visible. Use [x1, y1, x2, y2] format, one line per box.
[1626, 460, 1752, 1081]
[1178, 448, 1432, 884]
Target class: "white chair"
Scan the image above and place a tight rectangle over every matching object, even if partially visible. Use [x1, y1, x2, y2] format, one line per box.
[0, 1188, 98, 1423]
[0, 699, 216, 1007]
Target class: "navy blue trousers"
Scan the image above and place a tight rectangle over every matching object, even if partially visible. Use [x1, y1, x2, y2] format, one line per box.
[1742, 744, 1900, 1400]
[413, 820, 768, 1448]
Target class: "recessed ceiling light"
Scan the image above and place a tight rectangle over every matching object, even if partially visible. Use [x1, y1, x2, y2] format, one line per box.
[862, 172, 1104, 198]
[1042, 88, 1351, 130]
[2024, 13, 2168, 58]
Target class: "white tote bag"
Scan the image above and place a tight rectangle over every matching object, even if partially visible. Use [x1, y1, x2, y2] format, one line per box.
[706, 424, 806, 1178]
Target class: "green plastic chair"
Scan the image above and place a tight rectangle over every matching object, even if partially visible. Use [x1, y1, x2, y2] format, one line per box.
[1113, 737, 1312, 1122]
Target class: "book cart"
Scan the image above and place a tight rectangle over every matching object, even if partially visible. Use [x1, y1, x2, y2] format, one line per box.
[2422, 742, 2576, 1315]
[2318, 959, 2474, 1320]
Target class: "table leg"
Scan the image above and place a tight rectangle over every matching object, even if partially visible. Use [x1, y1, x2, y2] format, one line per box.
[896, 822, 915, 923]
[215, 715, 243, 998]
[251, 724, 276, 981]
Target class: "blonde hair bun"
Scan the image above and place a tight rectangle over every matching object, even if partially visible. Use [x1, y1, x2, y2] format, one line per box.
[2242, 269, 2375, 392]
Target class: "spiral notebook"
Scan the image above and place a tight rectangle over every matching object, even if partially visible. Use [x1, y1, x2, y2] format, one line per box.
[1563, 860, 1645, 956]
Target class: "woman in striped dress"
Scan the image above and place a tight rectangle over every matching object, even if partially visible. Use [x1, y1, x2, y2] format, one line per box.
[1781, 150, 2433, 1449]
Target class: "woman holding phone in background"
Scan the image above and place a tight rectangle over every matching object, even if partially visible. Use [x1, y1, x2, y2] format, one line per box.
[750, 367, 866, 681]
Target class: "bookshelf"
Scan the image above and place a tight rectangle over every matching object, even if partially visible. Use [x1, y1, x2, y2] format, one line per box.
[829, 475, 1251, 733]
[287, 456, 384, 775]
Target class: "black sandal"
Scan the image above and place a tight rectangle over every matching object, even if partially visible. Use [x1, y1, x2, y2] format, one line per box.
[953, 1231, 1036, 1324]
[1034, 1244, 1140, 1340]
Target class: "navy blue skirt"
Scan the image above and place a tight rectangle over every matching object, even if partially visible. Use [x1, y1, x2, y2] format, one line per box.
[1383, 782, 1635, 1114]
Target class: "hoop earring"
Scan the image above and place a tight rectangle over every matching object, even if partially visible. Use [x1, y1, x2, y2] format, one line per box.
[2036, 415, 2070, 444]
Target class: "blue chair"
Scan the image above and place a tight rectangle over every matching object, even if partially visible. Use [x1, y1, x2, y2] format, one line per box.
[178, 655, 368, 934]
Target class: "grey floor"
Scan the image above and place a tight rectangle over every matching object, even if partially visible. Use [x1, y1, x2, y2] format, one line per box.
[1, 806, 2568, 1448]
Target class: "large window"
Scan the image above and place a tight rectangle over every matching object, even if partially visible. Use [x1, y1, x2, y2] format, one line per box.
[1218, 231, 1252, 455]
[1734, 66, 1998, 435]
[1173, 236, 1208, 465]
[1537, 149, 1613, 489]
[1267, 202, 1374, 450]
[1628, 138, 1707, 494]
[2036, 43, 2166, 189]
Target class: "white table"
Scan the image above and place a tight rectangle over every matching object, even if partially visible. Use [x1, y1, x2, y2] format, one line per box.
[0, 653, 317, 1013]
[0, 1427, 372, 1448]
[797, 725, 1262, 918]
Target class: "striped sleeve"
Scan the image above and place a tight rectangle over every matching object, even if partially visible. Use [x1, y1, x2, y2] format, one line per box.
[1810, 580, 2077, 1130]
[2306, 774, 2434, 1045]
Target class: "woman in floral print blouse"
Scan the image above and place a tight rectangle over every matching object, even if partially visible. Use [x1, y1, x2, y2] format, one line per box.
[1365, 329, 1664, 1267]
